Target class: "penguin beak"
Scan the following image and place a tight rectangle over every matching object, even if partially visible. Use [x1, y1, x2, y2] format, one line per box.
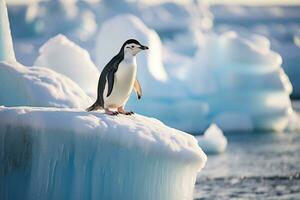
[139, 45, 149, 50]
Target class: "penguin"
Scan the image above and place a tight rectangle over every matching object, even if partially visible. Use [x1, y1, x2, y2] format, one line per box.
[86, 39, 148, 115]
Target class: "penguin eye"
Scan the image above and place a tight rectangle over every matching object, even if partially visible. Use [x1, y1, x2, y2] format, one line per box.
[131, 45, 134, 48]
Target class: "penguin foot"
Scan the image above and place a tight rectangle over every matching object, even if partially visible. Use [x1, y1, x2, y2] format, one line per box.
[125, 111, 134, 115]
[105, 109, 119, 116]
[119, 111, 134, 115]
[117, 107, 134, 115]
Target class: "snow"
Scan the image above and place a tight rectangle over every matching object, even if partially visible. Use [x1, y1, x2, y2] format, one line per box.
[211, 5, 300, 98]
[19, 0, 97, 41]
[0, 0, 16, 62]
[211, 5, 300, 22]
[140, 1, 213, 32]
[34, 34, 100, 96]
[0, 61, 92, 108]
[129, 30, 296, 132]
[213, 112, 253, 132]
[286, 111, 300, 132]
[196, 124, 227, 154]
[0, 106, 207, 200]
[189, 32, 293, 132]
[90, 0, 212, 34]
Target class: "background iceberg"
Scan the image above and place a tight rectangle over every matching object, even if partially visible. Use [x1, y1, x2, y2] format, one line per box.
[23, 0, 97, 40]
[0, 106, 207, 200]
[0, 0, 15, 62]
[211, 5, 300, 98]
[34, 34, 100, 96]
[140, 1, 213, 34]
[197, 124, 227, 154]
[128, 30, 295, 132]
[182, 32, 293, 131]
[0, 61, 91, 108]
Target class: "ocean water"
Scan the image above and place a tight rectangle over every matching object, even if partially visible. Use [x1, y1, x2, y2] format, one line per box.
[194, 131, 300, 199]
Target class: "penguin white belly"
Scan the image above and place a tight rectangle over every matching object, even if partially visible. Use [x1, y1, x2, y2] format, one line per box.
[103, 61, 137, 109]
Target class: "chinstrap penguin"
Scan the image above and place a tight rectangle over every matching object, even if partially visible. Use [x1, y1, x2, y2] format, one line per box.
[86, 39, 148, 115]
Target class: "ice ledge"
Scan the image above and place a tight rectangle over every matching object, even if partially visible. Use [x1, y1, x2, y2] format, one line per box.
[0, 106, 206, 200]
[0, 106, 206, 165]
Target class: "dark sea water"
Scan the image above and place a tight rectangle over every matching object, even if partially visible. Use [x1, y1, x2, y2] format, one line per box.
[194, 132, 300, 199]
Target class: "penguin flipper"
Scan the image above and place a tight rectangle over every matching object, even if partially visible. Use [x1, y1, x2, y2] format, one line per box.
[95, 54, 122, 104]
[133, 79, 142, 100]
[106, 69, 116, 97]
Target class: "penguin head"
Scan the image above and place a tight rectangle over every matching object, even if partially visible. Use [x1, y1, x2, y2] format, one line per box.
[122, 39, 148, 56]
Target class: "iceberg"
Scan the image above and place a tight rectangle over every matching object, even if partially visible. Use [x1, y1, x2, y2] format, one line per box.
[286, 110, 300, 131]
[128, 29, 296, 132]
[93, 0, 212, 34]
[196, 124, 227, 154]
[22, 0, 97, 41]
[0, 61, 91, 108]
[0, 0, 16, 62]
[140, 1, 213, 33]
[211, 5, 300, 98]
[0, 106, 207, 200]
[182, 32, 293, 132]
[275, 42, 300, 99]
[34, 34, 100, 96]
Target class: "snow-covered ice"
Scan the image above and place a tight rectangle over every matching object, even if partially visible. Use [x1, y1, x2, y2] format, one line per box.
[0, 0, 15, 62]
[0, 61, 92, 108]
[34, 34, 100, 96]
[180, 31, 293, 131]
[140, 1, 213, 33]
[0, 106, 207, 200]
[91, 0, 212, 34]
[286, 111, 300, 132]
[197, 124, 227, 154]
[23, 0, 97, 40]
[211, 5, 300, 98]
[128, 29, 296, 132]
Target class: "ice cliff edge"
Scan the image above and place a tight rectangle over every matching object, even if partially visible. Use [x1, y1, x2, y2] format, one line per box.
[0, 106, 207, 200]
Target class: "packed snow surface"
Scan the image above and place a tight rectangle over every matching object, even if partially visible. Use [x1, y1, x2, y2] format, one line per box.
[34, 34, 100, 96]
[0, 106, 207, 200]
[0, 0, 16, 62]
[197, 124, 227, 154]
[0, 61, 91, 108]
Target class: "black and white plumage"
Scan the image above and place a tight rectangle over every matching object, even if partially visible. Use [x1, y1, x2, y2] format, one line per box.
[86, 39, 148, 115]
